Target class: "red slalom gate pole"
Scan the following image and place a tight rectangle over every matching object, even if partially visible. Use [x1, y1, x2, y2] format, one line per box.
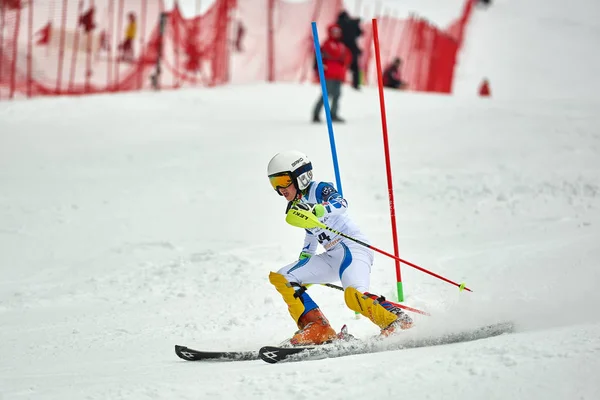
[372, 18, 405, 301]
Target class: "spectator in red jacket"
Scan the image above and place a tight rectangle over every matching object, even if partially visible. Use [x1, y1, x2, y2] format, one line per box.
[383, 58, 408, 90]
[312, 24, 352, 123]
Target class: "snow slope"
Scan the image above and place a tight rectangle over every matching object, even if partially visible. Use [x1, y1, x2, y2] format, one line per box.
[1, 0, 600, 399]
[454, 0, 600, 99]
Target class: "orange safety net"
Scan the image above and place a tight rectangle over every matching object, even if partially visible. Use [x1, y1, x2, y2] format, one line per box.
[0, 0, 475, 100]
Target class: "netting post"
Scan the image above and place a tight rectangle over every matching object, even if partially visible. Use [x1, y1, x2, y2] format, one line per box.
[84, 0, 94, 94]
[151, 11, 167, 90]
[267, 0, 274, 82]
[9, 2, 21, 99]
[115, 0, 124, 91]
[56, 0, 69, 94]
[68, 0, 84, 93]
[173, 3, 180, 88]
[106, 0, 114, 90]
[27, 0, 33, 97]
[193, 0, 202, 86]
[137, 0, 148, 90]
[0, 2, 5, 101]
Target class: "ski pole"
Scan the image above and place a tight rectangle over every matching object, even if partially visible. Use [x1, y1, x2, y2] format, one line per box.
[286, 209, 472, 292]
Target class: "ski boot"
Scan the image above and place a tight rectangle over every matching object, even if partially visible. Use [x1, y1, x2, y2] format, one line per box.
[290, 308, 337, 346]
[268, 272, 336, 346]
[380, 306, 414, 337]
[362, 292, 414, 336]
[344, 287, 414, 336]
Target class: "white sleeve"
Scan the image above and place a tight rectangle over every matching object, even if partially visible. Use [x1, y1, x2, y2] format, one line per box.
[322, 192, 348, 216]
[301, 230, 319, 256]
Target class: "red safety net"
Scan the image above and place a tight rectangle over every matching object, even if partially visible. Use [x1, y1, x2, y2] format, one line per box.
[230, 0, 344, 83]
[0, 0, 167, 98]
[0, 0, 475, 100]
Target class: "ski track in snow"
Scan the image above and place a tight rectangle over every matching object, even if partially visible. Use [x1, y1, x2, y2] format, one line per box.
[1, 85, 599, 398]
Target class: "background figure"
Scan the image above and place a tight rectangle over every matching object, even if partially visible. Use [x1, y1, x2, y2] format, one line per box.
[383, 57, 408, 90]
[234, 21, 246, 52]
[78, 6, 96, 34]
[336, 11, 363, 90]
[118, 12, 137, 63]
[312, 24, 351, 123]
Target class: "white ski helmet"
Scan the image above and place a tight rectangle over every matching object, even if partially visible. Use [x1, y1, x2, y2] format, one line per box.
[267, 150, 313, 195]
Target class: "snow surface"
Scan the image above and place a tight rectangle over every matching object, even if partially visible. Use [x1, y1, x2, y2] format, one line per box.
[1, 0, 600, 399]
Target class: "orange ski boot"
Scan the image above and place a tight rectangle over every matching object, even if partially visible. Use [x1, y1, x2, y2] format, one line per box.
[290, 308, 337, 346]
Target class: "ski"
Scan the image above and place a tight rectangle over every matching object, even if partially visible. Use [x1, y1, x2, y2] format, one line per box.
[176, 321, 515, 363]
[260, 346, 312, 364]
[175, 345, 259, 362]
[258, 321, 515, 364]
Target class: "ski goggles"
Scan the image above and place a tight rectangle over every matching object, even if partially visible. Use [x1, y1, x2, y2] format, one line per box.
[268, 172, 294, 192]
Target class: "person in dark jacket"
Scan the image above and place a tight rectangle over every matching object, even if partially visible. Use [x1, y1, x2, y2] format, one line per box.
[382, 58, 407, 90]
[312, 24, 351, 123]
[336, 11, 363, 90]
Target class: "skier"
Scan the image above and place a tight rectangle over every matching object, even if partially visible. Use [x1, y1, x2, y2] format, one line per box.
[267, 150, 414, 346]
[383, 58, 408, 90]
[312, 23, 352, 123]
[118, 12, 137, 62]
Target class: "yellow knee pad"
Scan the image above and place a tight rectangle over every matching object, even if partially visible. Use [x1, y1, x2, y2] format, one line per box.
[344, 287, 397, 329]
[269, 272, 306, 327]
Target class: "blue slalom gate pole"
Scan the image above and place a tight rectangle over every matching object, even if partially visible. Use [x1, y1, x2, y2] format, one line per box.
[311, 22, 343, 196]
[312, 22, 359, 318]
